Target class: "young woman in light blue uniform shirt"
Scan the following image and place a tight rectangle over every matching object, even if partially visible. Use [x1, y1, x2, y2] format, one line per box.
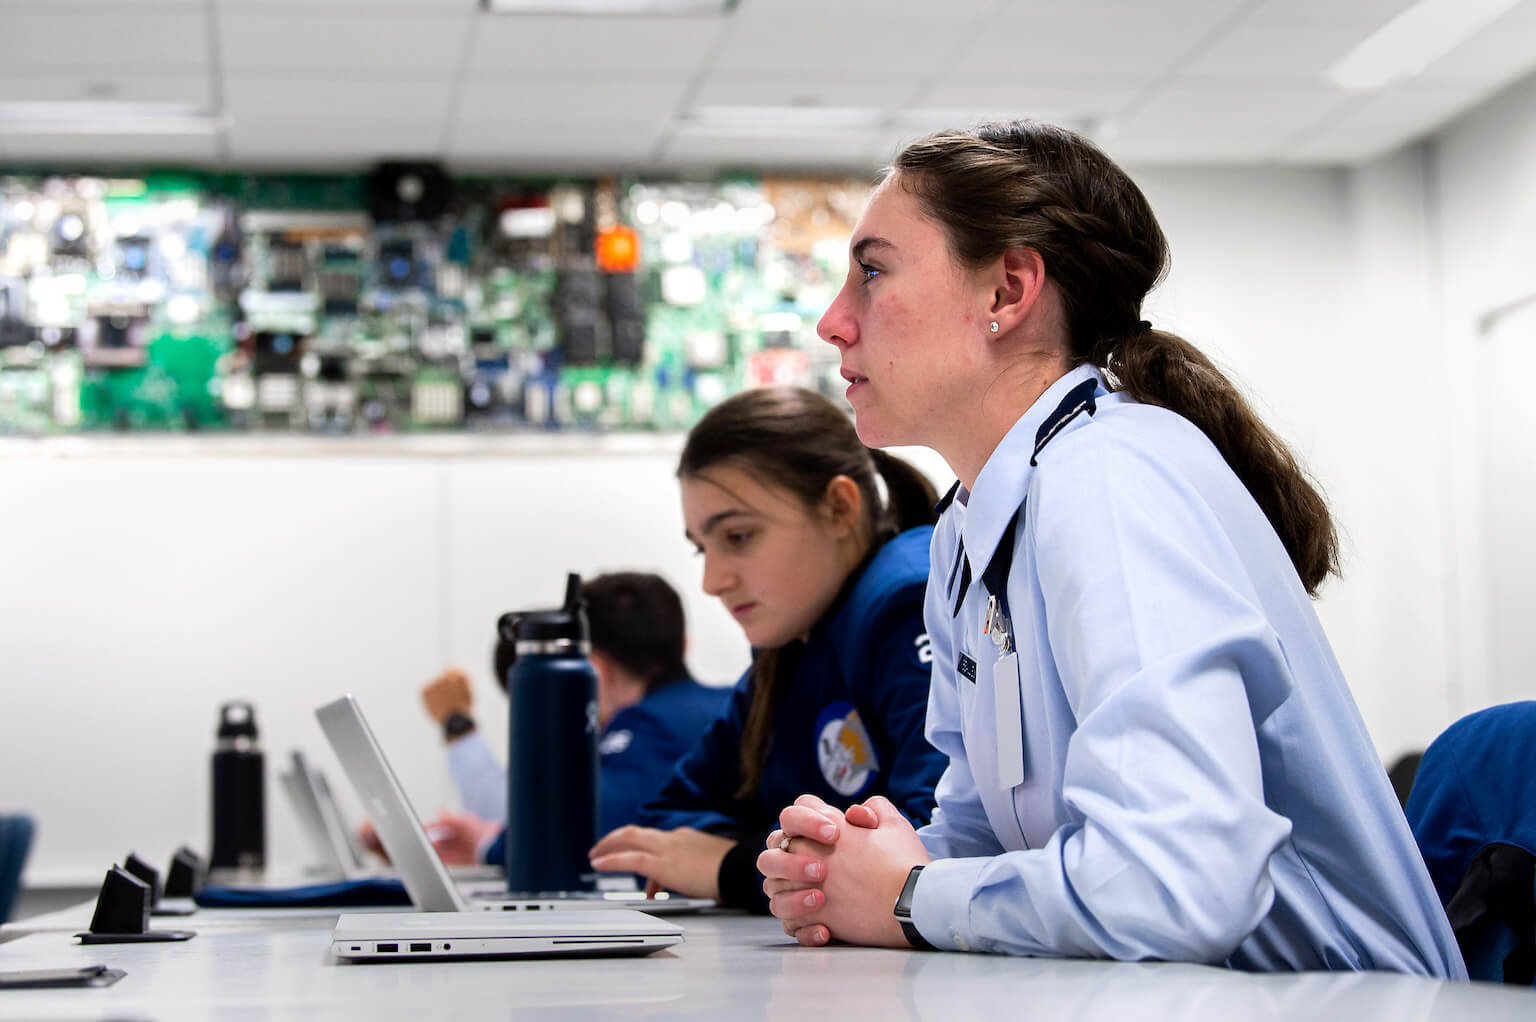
[758, 121, 1465, 977]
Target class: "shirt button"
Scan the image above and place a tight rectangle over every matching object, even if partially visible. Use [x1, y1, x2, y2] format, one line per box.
[953, 934, 970, 952]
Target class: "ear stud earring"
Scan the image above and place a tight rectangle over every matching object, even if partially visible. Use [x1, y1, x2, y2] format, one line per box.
[989, 321, 1000, 333]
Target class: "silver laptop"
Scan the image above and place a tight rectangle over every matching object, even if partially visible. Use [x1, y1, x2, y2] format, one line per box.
[331, 908, 680, 961]
[315, 694, 713, 914]
[281, 750, 369, 879]
[283, 748, 503, 884]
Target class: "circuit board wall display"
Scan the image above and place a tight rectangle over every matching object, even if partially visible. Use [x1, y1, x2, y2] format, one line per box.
[0, 170, 870, 434]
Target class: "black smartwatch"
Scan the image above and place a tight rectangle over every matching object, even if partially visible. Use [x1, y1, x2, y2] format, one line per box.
[893, 864, 935, 950]
[442, 711, 476, 742]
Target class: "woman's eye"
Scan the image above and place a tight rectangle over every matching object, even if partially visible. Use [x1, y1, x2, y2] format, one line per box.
[725, 531, 753, 547]
[857, 260, 881, 283]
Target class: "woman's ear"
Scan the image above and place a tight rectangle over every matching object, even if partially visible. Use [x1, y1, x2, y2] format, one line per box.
[820, 475, 864, 539]
[989, 246, 1047, 335]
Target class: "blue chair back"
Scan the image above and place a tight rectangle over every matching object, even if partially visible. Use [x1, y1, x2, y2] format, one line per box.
[1406, 702, 1536, 984]
[0, 814, 36, 923]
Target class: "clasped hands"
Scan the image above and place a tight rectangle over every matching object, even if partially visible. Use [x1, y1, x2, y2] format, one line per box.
[757, 793, 930, 948]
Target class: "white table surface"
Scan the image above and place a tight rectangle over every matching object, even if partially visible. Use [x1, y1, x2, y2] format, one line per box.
[3, 902, 1533, 1021]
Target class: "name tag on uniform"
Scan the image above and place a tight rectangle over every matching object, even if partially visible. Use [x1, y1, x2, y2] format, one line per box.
[956, 651, 977, 682]
[993, 651, 1025, 789]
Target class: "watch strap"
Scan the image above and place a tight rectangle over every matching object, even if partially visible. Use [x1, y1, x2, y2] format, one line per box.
[442, 711, 476, 741]
[893, 864, 935, 950]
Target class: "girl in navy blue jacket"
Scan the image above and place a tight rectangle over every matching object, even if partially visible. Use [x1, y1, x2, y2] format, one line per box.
[588, 386, 948, 911]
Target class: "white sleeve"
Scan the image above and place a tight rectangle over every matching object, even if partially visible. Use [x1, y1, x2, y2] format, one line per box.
[447, 730, 506, 823]
[912, 442, 1294, 961]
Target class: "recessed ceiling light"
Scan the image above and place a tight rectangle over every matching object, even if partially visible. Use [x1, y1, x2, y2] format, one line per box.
[1328, 0, 1520, 90]
[0, 102, 222, 135]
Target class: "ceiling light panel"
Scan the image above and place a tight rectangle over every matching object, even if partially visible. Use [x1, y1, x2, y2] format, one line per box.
[1328, 0, 1520, 90]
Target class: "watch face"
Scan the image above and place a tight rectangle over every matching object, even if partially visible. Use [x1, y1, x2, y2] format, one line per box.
[895, 864, 924, 917]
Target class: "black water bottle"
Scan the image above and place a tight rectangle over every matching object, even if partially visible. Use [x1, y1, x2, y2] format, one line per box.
[209, 701, 265, 870]
[500, 573, 600, 895]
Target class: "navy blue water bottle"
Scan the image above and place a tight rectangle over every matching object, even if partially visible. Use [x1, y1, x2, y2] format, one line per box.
[498, 573, 600, 895]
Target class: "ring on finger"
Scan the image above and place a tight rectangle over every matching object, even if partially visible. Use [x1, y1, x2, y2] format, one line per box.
[780, 835, 795, 855]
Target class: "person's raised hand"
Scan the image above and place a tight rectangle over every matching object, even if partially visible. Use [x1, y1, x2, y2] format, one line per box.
[422, 668, 473, 727]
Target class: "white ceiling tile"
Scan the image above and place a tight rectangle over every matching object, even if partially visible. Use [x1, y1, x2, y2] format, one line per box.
[708, 16, 972, 74]
[1181, 26, 1376, 80]
[1233, 0, 1419, 32]
[691, 73, 926, 113]
[466, 15, 729, 73]
[0, 75, 212, 106]
[0, 1, 203, 9]
[1419, 4, 1536, 85]
[448, 118, 664, 167]
[219, 13, 469, 71]
[0, 132, 221, 164]
[226, 118, 443, 163]
[661, 132, 883, 170]
[731, 0, 999, 18]
[218, 0, 476, 8]
[960, 0, 1250, 75]
[1106, 83, 1351, 163]
[223, 78, 455, 121]
[914, 75, 1149, 120]
[456, 76, 690, 123]
[1284, 80, 1502, 164]
[0, 14, 208, 72]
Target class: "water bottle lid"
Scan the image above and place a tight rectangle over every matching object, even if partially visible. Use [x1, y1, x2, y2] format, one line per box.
[496, 573, 590, 646]
[217, 701, 259, 739]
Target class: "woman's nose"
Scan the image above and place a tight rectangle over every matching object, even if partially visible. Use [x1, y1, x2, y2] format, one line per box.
[817, 287, 856, 349]
[700, 553, 732, 597]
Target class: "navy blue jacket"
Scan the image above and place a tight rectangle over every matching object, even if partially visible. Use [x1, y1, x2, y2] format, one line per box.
[483, 676, 729, 867]
[635, 526, 946, 910]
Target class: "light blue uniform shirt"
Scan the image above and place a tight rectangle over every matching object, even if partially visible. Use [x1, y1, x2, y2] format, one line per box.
[448, 730, 506, 823]
[912, 364, 1465, 976]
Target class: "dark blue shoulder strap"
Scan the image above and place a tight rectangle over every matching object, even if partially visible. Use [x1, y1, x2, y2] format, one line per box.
[981, 377, 1100, 618]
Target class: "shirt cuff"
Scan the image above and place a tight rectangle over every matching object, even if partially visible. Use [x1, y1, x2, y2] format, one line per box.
[716, 828, 774, 913]
[911, 855, 993, 953]
[478, 827, 505, 868]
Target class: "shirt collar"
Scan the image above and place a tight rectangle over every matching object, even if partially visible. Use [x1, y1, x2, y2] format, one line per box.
[958, 364, 1107, 587]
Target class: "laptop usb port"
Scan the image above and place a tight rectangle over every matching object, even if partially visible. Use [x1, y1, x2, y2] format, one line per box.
[375, 943, 398, 953]
[410, 943, 431, 952]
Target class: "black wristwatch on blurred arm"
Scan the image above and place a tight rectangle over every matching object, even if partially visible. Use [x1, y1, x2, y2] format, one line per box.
[442, 711, 476, 742]
[893, 865, 935, 950]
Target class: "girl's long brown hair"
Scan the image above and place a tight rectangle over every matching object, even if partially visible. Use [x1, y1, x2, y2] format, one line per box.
[678, 386, 938, 799]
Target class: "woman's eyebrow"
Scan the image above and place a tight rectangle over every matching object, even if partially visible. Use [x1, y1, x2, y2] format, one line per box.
[684, 508, 752, 543]
[851, 237, 894, 261]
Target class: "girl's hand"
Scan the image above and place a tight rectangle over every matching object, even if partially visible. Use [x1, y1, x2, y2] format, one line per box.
[589, 826, 734, 901]
[759, 795, 931, 948]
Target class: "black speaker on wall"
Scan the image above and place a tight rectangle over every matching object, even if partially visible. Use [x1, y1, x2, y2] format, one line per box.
[365, 162, 453, 223]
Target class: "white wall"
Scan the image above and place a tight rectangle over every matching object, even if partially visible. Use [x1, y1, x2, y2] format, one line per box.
[0, 435, 760, 884]
[1431, 69, 1536, 715]
[12, 119, 1536, 882]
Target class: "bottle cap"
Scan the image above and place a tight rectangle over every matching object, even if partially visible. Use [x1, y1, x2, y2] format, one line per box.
[216, 701, 258, 740]
[497, 573, 590, 645]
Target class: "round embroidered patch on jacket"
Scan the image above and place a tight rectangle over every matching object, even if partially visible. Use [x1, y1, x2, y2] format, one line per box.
[816, 701, 880, 797]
